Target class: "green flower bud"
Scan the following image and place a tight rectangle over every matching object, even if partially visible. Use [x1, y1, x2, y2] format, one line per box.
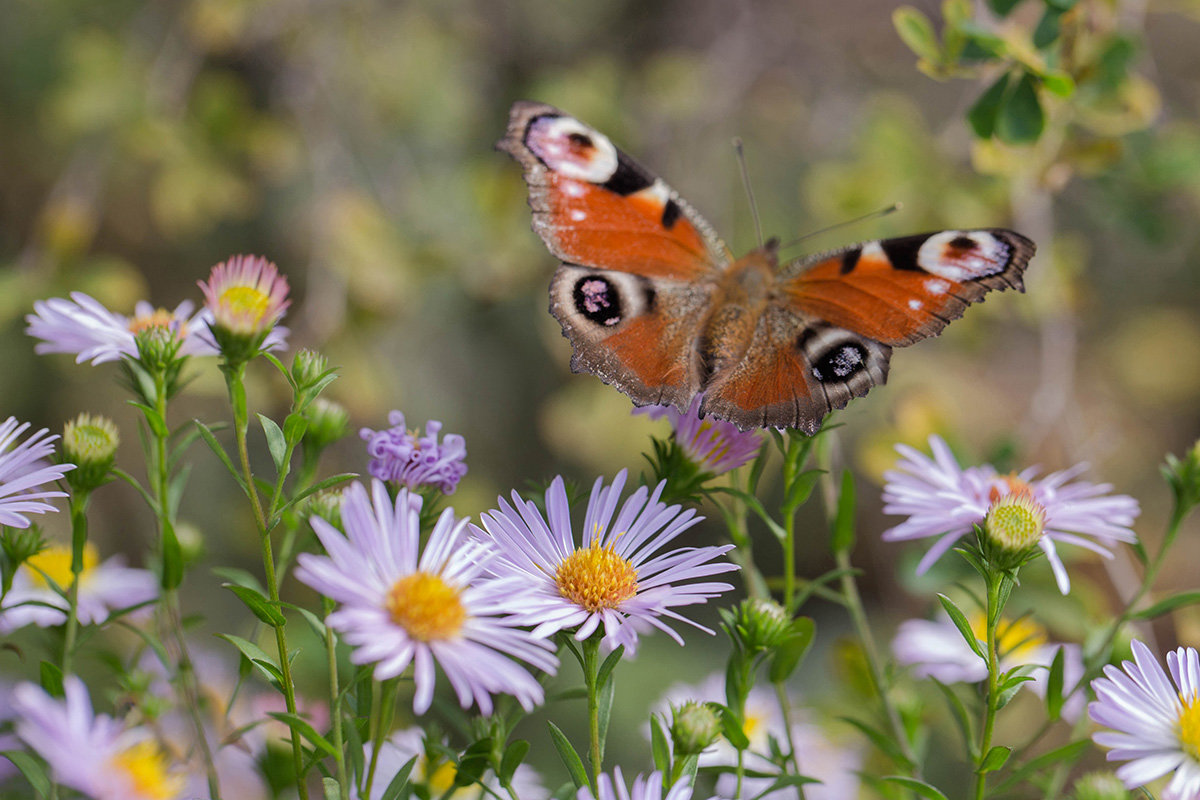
[61, 414, 119, 492]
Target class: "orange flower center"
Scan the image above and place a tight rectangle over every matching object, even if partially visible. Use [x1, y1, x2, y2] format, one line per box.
[128, 308, 178, 335]
[386, 572, 466, 641]
[555, 540, 638, 612]
[1180, 692, 1200, 760]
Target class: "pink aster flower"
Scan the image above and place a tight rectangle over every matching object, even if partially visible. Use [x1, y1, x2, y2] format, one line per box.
[360, 411, 468, 495]
[892, 614, 1086, 721]
[197, 255, 291, 362]
[472, 469, 738, 655]
[640, 398, 762, 475]
[0, 542, 157, 632]
[14, 676, 187, 800]
[294, 480, 557, 715]
[0, 417, 73, 528]
[881, 435, 1139, 593]
[1089, 640, 1200, 800]
[580, 768, 695, 800]
[26, 292, 287, 365]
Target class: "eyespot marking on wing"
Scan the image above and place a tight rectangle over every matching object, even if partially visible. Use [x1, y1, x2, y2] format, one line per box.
[524, 115, 619, 184]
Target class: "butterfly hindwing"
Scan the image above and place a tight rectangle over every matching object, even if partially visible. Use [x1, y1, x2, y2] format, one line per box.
[498, 101, 732, 281]
[783, 229, 1035, 346]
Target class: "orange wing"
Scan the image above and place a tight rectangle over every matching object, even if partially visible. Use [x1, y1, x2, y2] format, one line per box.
[784, 229, 1035, 346]
[498, 101, 731, 281]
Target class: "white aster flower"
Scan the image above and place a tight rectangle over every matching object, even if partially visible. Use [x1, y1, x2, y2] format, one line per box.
[1089, 639, 1200, 800]
[295, 480, 557, 715]
[0, 417, 73, 528]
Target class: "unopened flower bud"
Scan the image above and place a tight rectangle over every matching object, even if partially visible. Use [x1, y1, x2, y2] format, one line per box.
[670, 701, 721, 757]
[61, 414, 119, 492]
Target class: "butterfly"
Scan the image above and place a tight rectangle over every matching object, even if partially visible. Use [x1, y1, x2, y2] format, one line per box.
[498, 101, 1036, 433]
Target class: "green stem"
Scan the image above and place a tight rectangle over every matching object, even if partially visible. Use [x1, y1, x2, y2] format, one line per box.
[974, 572, 1003, 800]
[147, 370, 221, 799]
[225, 362, 309, 800]
[61, 490, 90, 676]
[323, 597, 348, 799]
[583, 635, 604, 790]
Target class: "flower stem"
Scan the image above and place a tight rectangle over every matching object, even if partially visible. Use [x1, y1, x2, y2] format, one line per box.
[61, 490, 89, 676]
[974, 571, 1004, 800]
[323, 596, 349, 799]
[582, 634, 604, 790]
[224, 362, 309, 800]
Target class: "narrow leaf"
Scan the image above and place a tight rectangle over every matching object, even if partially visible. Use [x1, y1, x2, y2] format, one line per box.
[937, 594, 985, 659]
[225, 583, 287, 627]
[547, 722, 589, 790]
[979, 745, 1011, 773]
[881, 776, 949, 800]
[379, 756, 416, 800]
[267, 711, 337, 757]
[893, 7, 941, 61]
[259, 413, 288, 472]
[500, 740, 530, 784]
[1, 750, 50, 798]
[769, 617, 816, 683]
[1046, 646, 1065, 721]
[650, 716, 671, 774]
[830, 469, 856, 556]
[1133, 591, 1200, 620]
[193, 420, 246, 490]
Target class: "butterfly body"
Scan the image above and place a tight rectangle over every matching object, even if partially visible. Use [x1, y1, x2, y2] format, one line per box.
[500, 101, 1035, 432]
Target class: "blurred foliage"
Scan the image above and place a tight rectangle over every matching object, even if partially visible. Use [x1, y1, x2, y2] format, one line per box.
[2, 0, 1200, 786]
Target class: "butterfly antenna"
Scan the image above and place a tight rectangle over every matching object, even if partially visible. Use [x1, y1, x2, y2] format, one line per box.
[777, 202, 903, 252]
[733, 137, 765, 248]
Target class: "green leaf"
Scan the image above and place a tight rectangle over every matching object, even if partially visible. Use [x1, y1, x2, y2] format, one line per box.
[547, 722, 589, 790]
[650, 716, 671, 774]
[996, 71, 1045, 144]
[1046, 646, 1065, 721]
[830, 469, 856, 556]
[501, 740, 530, 784]
[225, 583, 287, 627]
[930, 679, 975, 750]
[596, 646, 624, 692]
[937, 594, 985, 660]
[1133, 590, 1200, 620]
[987, 0, 1023, 16]
[322, 777, 341, 800]
[881, 776, 949, 800]
[992, 739, 1089, 793]
[1040, 71, 1075, 97]
[783, 469, 822, 515]
[216, 633, 282, 689]
[193, 420, 246, 490]
[596, 670, 615, 762]
[893, 7, 941, 61]
[267, 711, 337, 757]
[284, 411, 309, 446]
[1032, 7, 1064, 48]
[1, 750, 51, 798]
[968, 72, 1011, 139]
[258, 413, 288, 473]
[160, 518, 184, 591]
[769, 617, 815, 683]
[717, 704, 750, 751]
[38, 662, 63, 697]
[379, 756, 416, 800]
[838, 716, 914, 770]
[979, 745, 1011, 773]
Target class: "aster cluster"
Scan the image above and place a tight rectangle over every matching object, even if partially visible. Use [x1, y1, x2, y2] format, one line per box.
[360, 411, 468, 495]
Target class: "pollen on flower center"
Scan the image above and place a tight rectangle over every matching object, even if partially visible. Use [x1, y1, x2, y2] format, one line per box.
[985, 491, 1047, 551]
[112, 740, 184, 800]
[555, 542, 638, 612]
[219, 285, 270, 321]
[1179, 692, 1200, 760]
[26, 543, 98, 589]
[128, 308, 178, 335]
[386, 572, 466, 641]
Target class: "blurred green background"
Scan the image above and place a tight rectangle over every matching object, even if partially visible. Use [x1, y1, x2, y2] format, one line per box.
[3, 0, 1200, 784]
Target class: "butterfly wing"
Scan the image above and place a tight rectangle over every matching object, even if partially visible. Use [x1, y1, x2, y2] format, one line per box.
[499, 101, 732, 409]
[701, 229, 1035, 431]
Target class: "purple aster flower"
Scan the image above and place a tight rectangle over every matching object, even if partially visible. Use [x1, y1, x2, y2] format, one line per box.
[1089, 639, 1200, 799]
[640, 397, 762, 475]
[0, 417, 73, 528]
[881, 435, 1139, 593]
[579, 768, 694, 800]
[472, 469, 738, 655]
[26, 292, 287, 366]
[892, 614, 1086, 721]
[294, 480, 557, 715]
[360, 411, 467, 495]
[14, 676, 186, 800]
[0, 543, 157, 632]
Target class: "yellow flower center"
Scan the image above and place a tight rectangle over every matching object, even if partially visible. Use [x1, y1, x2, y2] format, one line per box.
[386, 572, 466, 641]
[985, 491, 1047, 551]
[1180, 692, 1200, 760]
[112, 740, 185, 800]
[555, 540, 638, 612]
[26, 544, 98, 589]
[128, 308, 178, 335]
[219, 285, 270, 323]
[426, 760, 459, 796]
[969, 613, 1048, 662]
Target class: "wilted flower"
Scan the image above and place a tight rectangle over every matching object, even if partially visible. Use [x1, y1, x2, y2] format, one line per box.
[1089, 640, 1200, 800]
[360, 411, 467, 495]
[882, 435, 1139, 593]
[294, 480, 556, 714]
[473, 470, 737, 655]
[0, 542, 157, 632]
[14, 677, 186, 800]
[197, 255, 291, 362]
[641, 398, 762, 475]
[0, 417, 73, 528]
[892, 613, 1086, 721]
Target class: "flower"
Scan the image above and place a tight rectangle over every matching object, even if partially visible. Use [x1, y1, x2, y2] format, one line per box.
[294, 480, 556, 714]
[360, 411, 467, 495]
[892, 614, 1086, 721]
[651, 674, 862, 800]
[641, 398, 762, 474]
[14, 676, 187, 800]
[25, 292, 287, 366]
[473, 469, 737, 655]
[0, 417, 73, 528]
[354, 728, 547, 800]
[881, 435, 1139, 593]
[1089, 639, 1200, 800]
[197, 255, 291, 361]
[0, 542, 157, 632]
[579, 768, 694, 800]
[61, 413, 120, 493]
